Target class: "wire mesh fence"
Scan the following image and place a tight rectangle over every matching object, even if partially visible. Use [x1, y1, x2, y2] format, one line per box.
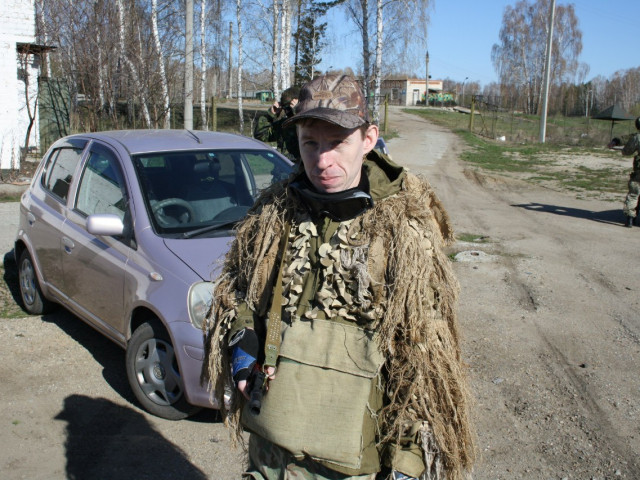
[423, 94, 638, 148]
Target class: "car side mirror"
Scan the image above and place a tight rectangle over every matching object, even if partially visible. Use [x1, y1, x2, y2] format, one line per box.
[86, 214, 125, 237]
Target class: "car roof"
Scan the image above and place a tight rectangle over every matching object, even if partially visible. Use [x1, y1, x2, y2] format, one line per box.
[66, 129, 271, 155]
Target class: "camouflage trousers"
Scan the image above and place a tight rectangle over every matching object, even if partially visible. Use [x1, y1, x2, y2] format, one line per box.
[242, 434, 378, 480]
[623, 177, 640, 218]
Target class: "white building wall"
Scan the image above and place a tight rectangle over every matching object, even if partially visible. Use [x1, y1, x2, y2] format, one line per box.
[0, 0, 37, 170]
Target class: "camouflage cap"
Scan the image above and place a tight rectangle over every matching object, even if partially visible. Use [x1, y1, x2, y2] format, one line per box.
[283, 74, 369, 129]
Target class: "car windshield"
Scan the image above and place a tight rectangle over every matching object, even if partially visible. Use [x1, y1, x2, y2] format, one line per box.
[132, 149, 291, 237]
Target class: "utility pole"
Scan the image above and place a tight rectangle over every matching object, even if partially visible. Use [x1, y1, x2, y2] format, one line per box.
[539, 0, 555, 143]
[184, 0, 194, 129]
[461, 76, 468, 107]
[425, 50, 429, 106]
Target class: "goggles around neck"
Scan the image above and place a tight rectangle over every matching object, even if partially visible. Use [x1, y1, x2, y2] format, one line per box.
[289, 174, 374, 222]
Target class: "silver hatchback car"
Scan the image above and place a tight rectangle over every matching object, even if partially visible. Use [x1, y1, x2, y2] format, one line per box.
[15, 129, 292, 419]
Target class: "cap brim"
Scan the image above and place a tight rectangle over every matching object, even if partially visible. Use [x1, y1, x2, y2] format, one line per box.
[283, 107, 367, 129]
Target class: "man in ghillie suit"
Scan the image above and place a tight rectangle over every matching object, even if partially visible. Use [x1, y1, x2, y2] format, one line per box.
[202, 74, 476, 479]
[253, 86, 301, 162]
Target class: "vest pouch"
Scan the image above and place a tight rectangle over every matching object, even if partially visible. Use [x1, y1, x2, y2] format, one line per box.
[241, 318, 384, 470]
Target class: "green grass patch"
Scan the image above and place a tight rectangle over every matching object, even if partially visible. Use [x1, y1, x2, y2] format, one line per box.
[455, 129, 557, 174]
[456, 233, 490, 243]
[0, 193, 23, 203]
[560, 166, 626, 194]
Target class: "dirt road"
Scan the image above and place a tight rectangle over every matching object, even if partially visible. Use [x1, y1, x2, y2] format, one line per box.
[2, 109, 639, 479]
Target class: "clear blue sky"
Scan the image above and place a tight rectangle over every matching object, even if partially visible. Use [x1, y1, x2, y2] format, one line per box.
[319, 0, 640, 86]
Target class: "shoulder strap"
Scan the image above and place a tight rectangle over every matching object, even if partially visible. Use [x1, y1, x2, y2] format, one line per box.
[263, 222, 291, 370]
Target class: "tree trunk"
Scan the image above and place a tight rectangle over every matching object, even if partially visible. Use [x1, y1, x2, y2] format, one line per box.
[228, 21, 233, 99]
[272, 0, 281, 100]
[152, 0, 171, 128]
[279, 0, 291, 91]
[116, 0, 151, 127]
[237, 0, 244, 133]
[360, 0, 371, 107]
[372, 0, 383, 123]
[201, 0, 207, 129]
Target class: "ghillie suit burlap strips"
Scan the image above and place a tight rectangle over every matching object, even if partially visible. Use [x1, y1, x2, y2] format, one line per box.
[202, 170, 476, 480]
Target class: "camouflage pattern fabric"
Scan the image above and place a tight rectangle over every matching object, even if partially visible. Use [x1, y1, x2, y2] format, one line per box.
[243, 434, 377, 480]
[284, 74, 369, 129]
[623, 178, 640, 218]
[253, 111, 300, 161]
[622, 133, 640, 217]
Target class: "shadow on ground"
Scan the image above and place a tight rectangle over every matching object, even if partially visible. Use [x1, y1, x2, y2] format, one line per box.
[56, 395, 209, 479]
[511, 203, 626, 227]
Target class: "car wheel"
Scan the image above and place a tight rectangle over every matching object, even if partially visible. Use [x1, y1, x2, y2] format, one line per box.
[18, 249, 54, 315]
[126, 319, 201, 420]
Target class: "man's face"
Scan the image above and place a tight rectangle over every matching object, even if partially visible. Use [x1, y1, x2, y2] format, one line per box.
[297, 120, 378, 193]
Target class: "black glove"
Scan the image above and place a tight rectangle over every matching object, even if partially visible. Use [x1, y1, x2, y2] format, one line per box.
[229, 328, 259, 384]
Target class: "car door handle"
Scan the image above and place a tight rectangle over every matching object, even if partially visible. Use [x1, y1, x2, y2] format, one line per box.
[62, 237, 75, 254]
[27, 212, 36, 225]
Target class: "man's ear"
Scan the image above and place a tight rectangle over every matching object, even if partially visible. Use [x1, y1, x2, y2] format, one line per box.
[363, 124, 379, 154]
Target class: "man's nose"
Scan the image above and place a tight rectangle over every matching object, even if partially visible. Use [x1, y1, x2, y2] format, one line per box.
[315, 145, 334, 167]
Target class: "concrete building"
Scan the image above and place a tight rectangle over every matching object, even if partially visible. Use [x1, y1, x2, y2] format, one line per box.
[1, 0, 40, 171]
[379, 77, 444, 106]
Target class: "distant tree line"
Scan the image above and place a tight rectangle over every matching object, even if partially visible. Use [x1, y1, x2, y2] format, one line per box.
[33, 0, 639, 135]
[34, 0, 432, 132]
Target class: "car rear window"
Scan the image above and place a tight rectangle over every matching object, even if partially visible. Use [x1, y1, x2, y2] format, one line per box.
[42, 147, 84, 202]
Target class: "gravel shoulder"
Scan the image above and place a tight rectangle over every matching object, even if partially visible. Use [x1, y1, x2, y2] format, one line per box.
[1, 111, 639, 479]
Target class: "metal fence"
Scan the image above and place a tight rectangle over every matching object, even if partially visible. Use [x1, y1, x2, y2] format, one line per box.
[432, 94, 637, 147]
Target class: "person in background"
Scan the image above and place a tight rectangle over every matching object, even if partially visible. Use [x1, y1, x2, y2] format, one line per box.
[254, 86, 300, 161]
[203, 74, 476, 480]
[609, 117, 640, 227]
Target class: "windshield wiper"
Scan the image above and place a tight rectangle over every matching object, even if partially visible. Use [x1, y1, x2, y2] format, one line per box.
[182, 219, 239, 238]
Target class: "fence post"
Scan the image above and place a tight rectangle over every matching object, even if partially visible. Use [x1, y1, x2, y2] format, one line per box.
[384, 95, 388, 135]
[469, 95, 475, 132]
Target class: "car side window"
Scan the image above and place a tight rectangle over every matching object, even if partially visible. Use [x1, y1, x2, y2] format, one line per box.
[42, 147, 84, 202]
[75, 146, 127, 221]
[244, 151, 290, 193]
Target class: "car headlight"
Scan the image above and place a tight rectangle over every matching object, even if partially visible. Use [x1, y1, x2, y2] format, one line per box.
[188, 281, 215, 330]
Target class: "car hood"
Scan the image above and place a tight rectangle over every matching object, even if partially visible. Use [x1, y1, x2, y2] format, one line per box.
[163, 236, 234, 281]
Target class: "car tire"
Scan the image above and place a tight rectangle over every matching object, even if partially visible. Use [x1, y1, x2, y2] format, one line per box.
[126, 319, 201, 420]
[18, 249, 54, 315]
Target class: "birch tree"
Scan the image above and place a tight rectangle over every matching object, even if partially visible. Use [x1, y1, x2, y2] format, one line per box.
[35, 0, 52, 78]
[491, 0, 582, 114]
[152, 0, 171, 128]
[236, 0, 244, 132]
[279, 0, 293, 90]
[346, 0, 430, 120]
[116, 0, 151, 126]
[271, 0, 282, 99]
[346, 0, 371, 104]
[372, 0, 382, 123]
[200, 0, 207, 129]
